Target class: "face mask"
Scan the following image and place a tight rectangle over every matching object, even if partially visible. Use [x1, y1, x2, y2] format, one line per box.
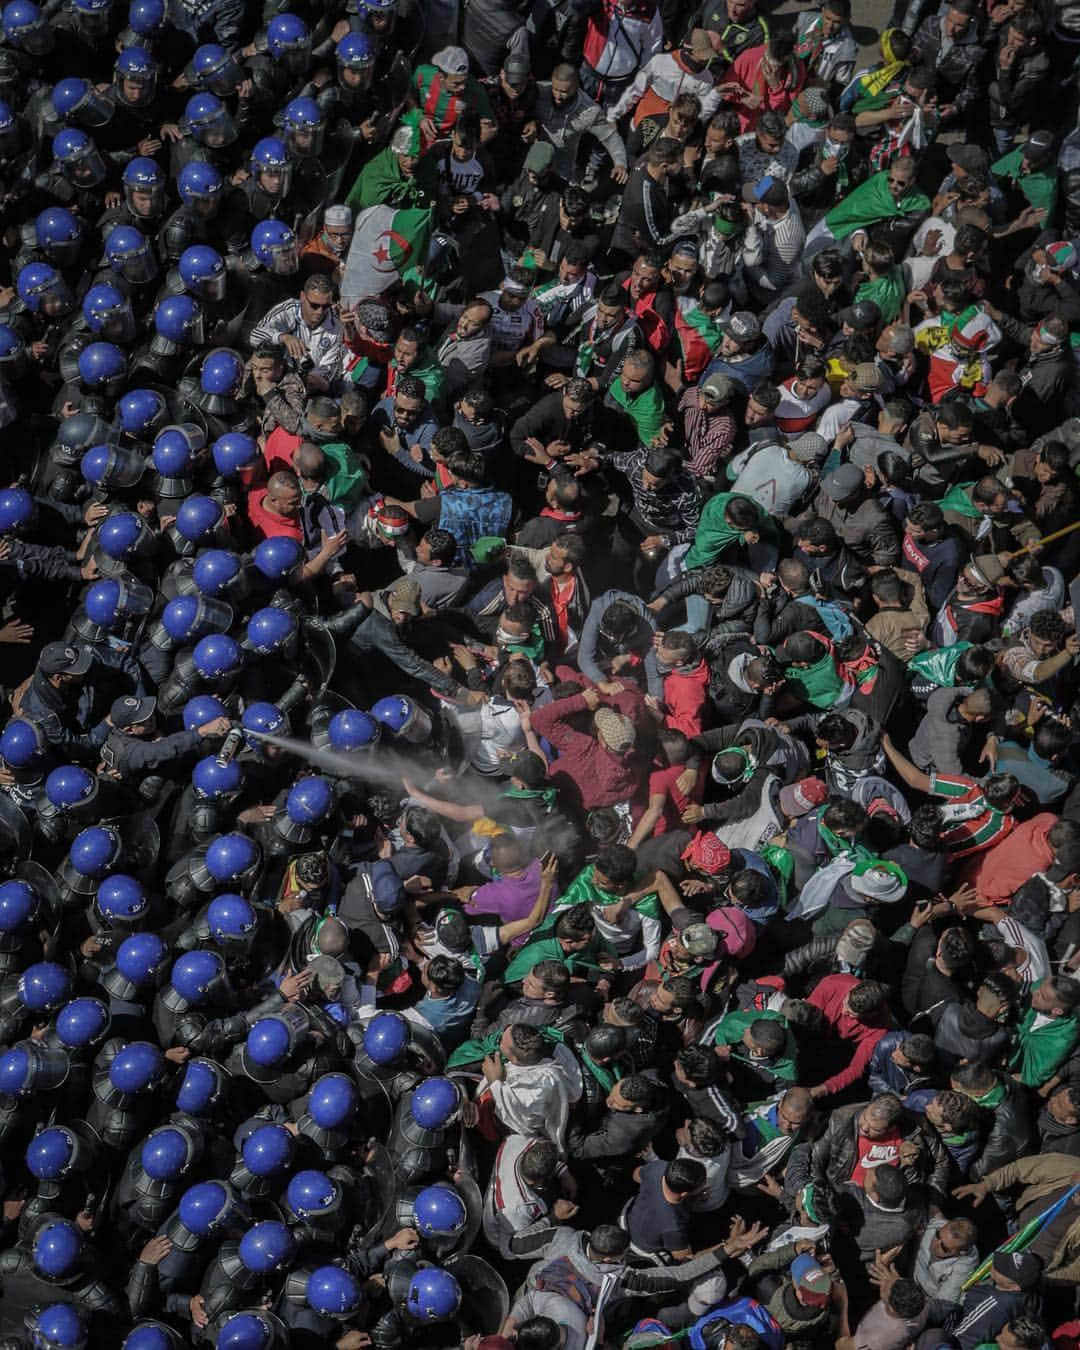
[823, 137, 849, 162]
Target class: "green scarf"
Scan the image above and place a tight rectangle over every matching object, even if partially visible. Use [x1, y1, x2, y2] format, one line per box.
[908, 642, 972, 690]
[683, 492, 767, 571]
[855, 265, 906, 324]
[938, 481, 981, 519]
[972, 1078, 1006, 1110]
[818, 820, 872, 862]
[786, 650, 846, 709]
[320, 440, 370, 514]
[447, 1024, 565, 1069]
[556, 863, 662, 921]
[762, 843, 794, 906]
[825, 170, 931, 241]
[505, 623, 545, 662]
[500, 784, 558, 813]
[581, 1047, 621, 1093]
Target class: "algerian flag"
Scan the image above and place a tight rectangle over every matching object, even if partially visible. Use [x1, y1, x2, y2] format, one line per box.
[340, 204, 435, 304]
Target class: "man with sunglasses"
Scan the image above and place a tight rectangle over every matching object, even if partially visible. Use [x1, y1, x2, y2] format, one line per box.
[249, 272, 344, 394]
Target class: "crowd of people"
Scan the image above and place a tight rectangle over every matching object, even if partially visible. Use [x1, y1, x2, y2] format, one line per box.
[2, 0, 1080, 1347]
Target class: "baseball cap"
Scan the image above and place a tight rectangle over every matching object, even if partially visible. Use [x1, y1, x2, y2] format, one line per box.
[721, 311, 761, 344]
[706, 906, 755, 960]
[700, 374, 737, 403]
[1047, 241, 1077, 271]
[386, 577, 421, 616]
[778, 777, 827, 817]
[819, 463, 864, 501]
[849, 362, 884, 393]
[791, 1254, 832, 1305]
[432, 46, 469, 75]
[741, 174, 788, 207]
[680, 922, 718, 959]
[39, 642, 92, 677]
[109, 695, 156, 728]
[946, 143, 990, 174]
[836, 917, 877, 966]
[502, 52, 531, 87]
[838, 300, 882, 332]
[787, 432, 829, 465]
[1022, 129, 1054, 162]
[524, 141, 554, 173]
[992, 1249, 1043, 1291]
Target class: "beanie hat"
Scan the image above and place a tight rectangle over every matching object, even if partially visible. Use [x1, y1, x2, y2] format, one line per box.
[594, 708, 636, 754]
[835, 917, 876, 965]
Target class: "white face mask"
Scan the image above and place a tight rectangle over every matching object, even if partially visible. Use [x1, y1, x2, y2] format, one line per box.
[823, 137, 849, 162]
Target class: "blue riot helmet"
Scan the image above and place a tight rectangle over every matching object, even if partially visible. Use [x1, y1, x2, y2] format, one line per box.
[115, 46, 158, 107]
[51, 129, 106, 188]
[206, 893, 256, 945]
[17, 261, 74, 316]
[405, 1187, 470, 1246]
[185, 43, 243, 97]
[266, 13, 310, 69]
[82, 283, 135, 342]
[0, 486, 33, 534]
[152, 294, 204, 352]
[250, 137, 290, 197]
[19, 963, 71, 1012]
[0, 1042, 70, 1096]
[54, 996, 110, 1049]
[240, 1123, 295, 1178]
[31, 1220, 83, 1279]
[200, 347, 244, 397]
[3, 0, 53, 53]
[122, 1324, 187, 1350]
[238, 1220, 296, 1273]
[286, 1169, 341, 1219]
[150, 426, 195, 498]
[0, 100, 17, 159]
[0, 718, 48, 769]
[66, 825, 121, 881]
[307, 1072, 357, 1130]
[109, 1040, 166, 1094]
[77, 580, 153, 644]
[175, 1056, 227, 1115]
[411, 1076, 460, 1130]
[117, 387, 167, 439]
[245, 606, 297, 656]
[45, 765, 97, 811]
[306, 1266, 361, 1319]
[216, 1312, 286, 1350]
[174, 494, 225, 547]
[0, 879, 40, 936]
[176, 1180, 241, 1238]
[0, 323, 26, 381]
[250, 219, 297, 275]
[94, 510, 154, 575]
[181, 92, 237, 148]
[336, 31, 375, 86]
[93, 874, 148, 929]
[244, 1014, 297, 1068]
[123, 155, 166, 218]
[363, 1010, 409, 1065]
[105, 224, 158, 285]
[77, 342, 127, 391]
[277, 96, 324, 157]
[328, 708, 380, 753]
[34, 206, 82, 266]
[126, 0, 164, 36]
[51, 77, 111, 128]
[154, 596, 232, 651]
[178, 244, 226, 302]
[212, 432, 258, 479]
[192, 755, 243, 801]
[80, 443, 145, 491]
[113, 931, 169, 989]
[24, 1303, 87, 1350]
[177, 159, 222, 216]
[170, 950, 226, 1004]
[69, 0, 113, 38]
[241, 702, 286, 752]
[205, 831, 261, 887]
[286, 775, 332, 824]
[253, 535, 302, 583]
[408, 1267, 462, 1321]
[193, 633, 243, 681]
[26, 1126, 82, 1180]
[183, 695, 228, 732]
[140, 1125, 195, 1181]
[192, 548, 241, 597]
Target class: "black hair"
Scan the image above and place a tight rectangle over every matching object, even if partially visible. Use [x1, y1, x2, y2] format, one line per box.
[595, 843, 637, 887]
[665, 1157, 706, 1195]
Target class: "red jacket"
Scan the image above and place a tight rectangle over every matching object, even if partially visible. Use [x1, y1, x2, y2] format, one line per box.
[968, 812, 1056, 905]
[663, 660, 709, 738]
[808, 973, 893, 1097]
[531, 692, 643, 811]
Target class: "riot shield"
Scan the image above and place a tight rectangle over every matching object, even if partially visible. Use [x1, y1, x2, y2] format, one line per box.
[445, 1253, 509, 1333]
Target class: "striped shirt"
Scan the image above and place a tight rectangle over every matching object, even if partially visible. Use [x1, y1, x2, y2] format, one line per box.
[249, 298, 344, 385]
[927, 772, 1016, 858]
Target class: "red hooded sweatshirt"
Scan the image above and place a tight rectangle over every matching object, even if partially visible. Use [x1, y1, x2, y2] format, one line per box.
[808, 973, 894, 1097]
[663, 659, 709, 738]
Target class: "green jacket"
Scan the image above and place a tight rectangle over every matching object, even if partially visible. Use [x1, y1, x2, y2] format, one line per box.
[1009, 992, 1080, 1087]
[683, 491, 771, 571]
[991, 146, 1058, 217]
[502, 931, 612, 983]
[713, 1009, 798, 1082]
